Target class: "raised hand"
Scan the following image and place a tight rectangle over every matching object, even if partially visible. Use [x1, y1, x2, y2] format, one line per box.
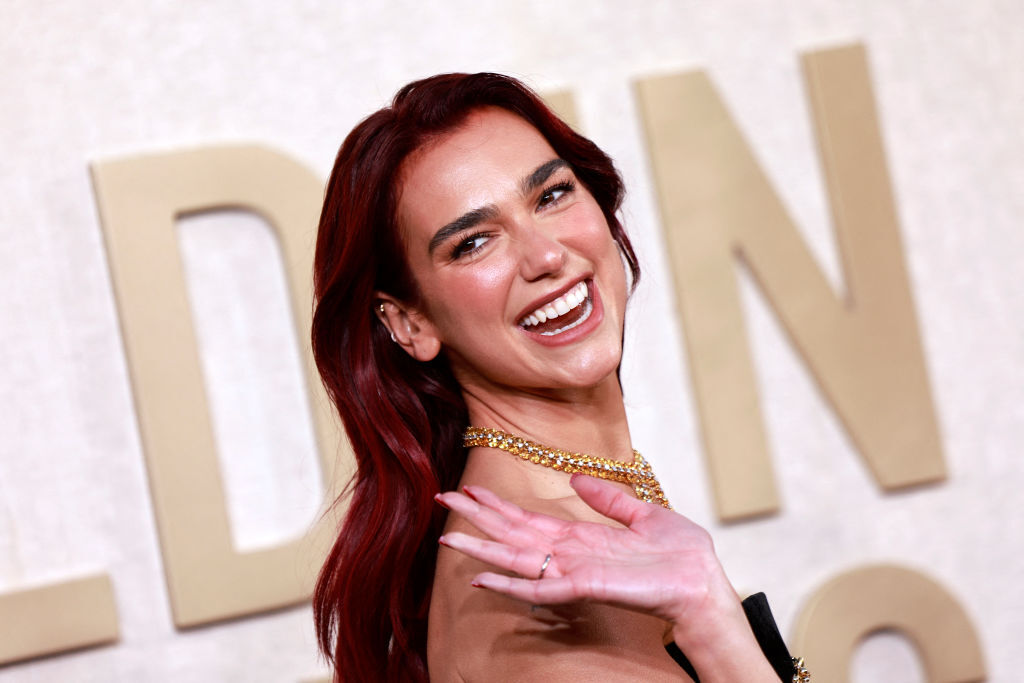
[436, 474, 782, 681]
[435, 473, 736, 629]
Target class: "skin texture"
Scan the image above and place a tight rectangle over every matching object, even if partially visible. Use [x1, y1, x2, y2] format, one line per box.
[378, 108, 778, 682]
[380, 108, 631, 428]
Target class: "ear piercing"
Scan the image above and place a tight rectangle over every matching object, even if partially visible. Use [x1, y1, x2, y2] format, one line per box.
[376, 303, 397, 342]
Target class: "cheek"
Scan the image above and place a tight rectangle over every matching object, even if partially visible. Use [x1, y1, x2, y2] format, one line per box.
[564, 201, 617, 250]
[423, 259, 514, 330]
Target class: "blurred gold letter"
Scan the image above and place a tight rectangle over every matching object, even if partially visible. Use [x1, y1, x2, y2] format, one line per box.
[793, 565, 986, 682]
[636, 44, 945, 519]
[0, 575, 118, 665]
[91, 145, 351, 627]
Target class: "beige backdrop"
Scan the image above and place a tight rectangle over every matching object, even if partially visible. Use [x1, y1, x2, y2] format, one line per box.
[1, 1, 1021, 681]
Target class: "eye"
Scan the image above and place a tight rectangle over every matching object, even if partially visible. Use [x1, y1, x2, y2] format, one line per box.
[450, 232, 490, 259]
[538, 180, 576, 209]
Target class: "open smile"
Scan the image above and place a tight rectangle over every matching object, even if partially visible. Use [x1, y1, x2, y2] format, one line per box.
[517, 280, 593, 336]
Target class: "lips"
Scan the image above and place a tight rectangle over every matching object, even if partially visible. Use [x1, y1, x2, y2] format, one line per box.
[518, 280, 593, 336]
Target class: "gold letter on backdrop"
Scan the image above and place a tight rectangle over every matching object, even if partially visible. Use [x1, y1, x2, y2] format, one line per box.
[91, 145, 352, 627]
[0, 574, 118, 665]
[793, 564, 986, 681]
[636, 44, 946, 519]
[543, 90, 579, 131]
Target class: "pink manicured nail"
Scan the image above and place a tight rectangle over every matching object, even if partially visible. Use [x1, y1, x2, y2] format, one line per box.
[434, 493, 450, 509]
[438, 535, 449, 546]
[463, 486, 479, 501]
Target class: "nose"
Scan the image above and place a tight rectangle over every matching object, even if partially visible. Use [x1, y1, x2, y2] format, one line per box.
[517, 222, 568, 281]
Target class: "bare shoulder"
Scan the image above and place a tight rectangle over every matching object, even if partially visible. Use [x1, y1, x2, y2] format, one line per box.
[426, 450, 689, 682]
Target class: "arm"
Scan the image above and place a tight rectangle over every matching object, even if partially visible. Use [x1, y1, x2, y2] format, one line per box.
[436, 474, 780, 683]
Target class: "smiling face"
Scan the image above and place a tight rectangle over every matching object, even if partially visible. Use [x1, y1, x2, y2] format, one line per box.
[385, 107, 629, 399]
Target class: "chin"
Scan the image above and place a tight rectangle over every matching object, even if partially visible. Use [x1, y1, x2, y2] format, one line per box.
[557, 349, 623, 390]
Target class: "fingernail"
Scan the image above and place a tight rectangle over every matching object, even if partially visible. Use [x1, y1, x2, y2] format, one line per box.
[438, 534, 449, 546]
[463, 486, 479, 501]
[470, 580, 482, 588]
[434, 493, 450, 509]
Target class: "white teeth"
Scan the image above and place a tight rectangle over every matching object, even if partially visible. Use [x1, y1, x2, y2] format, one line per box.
[520, 281, 590, 330]
[540, 297, 592, 336]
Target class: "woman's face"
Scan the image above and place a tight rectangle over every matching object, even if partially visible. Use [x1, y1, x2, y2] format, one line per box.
[391, 107, 628, 396]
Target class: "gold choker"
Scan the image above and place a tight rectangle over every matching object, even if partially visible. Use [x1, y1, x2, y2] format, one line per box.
[463, 426, 671, 509]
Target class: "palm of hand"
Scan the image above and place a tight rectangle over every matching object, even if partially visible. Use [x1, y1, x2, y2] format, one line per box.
[436, 474, 726, 626]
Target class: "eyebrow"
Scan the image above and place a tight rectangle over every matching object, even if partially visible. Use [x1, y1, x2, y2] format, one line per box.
[520, 158, 569, 195]
[427, 205, 500, 255]
[427, 158, 571, 256]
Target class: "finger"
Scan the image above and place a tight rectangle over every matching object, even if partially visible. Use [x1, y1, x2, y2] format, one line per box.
[569, 474, 654, 527]
[440, 532, 554, 579]
[463, 485, 571, 538]
[472, 572, 581, 605]
[435, 491, 545, 547]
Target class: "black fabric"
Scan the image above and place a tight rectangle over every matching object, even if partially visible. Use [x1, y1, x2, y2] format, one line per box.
[664, 592, 792, 682]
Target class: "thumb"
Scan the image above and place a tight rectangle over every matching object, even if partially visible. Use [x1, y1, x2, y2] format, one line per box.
[570, 474, 653, 527]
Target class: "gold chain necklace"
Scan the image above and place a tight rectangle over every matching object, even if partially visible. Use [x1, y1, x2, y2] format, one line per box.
[463, 426, 672, 509]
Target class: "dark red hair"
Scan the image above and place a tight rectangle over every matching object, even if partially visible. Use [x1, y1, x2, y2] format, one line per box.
[311, 72, 640, 681]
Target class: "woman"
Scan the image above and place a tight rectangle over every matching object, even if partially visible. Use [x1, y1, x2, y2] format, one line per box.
[311, 73, 805, 682]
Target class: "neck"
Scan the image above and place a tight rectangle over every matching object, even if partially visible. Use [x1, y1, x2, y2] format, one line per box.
[459, 373, 633, 463]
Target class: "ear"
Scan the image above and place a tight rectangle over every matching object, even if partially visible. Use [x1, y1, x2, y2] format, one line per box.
[375, 295, 442, 362]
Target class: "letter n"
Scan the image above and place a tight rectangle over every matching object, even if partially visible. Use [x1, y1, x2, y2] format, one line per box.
[635, 44, 945, 520]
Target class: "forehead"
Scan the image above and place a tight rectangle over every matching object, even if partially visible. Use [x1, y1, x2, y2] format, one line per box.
[397, 108, 559, 242]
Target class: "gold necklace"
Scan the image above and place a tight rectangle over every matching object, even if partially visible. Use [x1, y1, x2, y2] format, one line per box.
[463, 426, 672, 509]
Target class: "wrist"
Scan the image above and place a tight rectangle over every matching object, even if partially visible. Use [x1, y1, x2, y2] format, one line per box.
[669, 587, 777, 682]
[665, 566, 744, 647]
[668, 586, 746, 657]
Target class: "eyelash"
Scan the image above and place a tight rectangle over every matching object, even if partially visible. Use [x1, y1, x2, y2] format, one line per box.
[447, 179, 577, 260]
[538, 179, 576, 208]
[449, 232, 491, 260]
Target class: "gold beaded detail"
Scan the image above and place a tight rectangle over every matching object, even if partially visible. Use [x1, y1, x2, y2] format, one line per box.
[463, 426, 671, 509]
[792, 657, 811, 682]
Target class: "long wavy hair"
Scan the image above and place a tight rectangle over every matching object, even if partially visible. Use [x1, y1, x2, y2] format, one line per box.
[311, 72, 641, 681]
